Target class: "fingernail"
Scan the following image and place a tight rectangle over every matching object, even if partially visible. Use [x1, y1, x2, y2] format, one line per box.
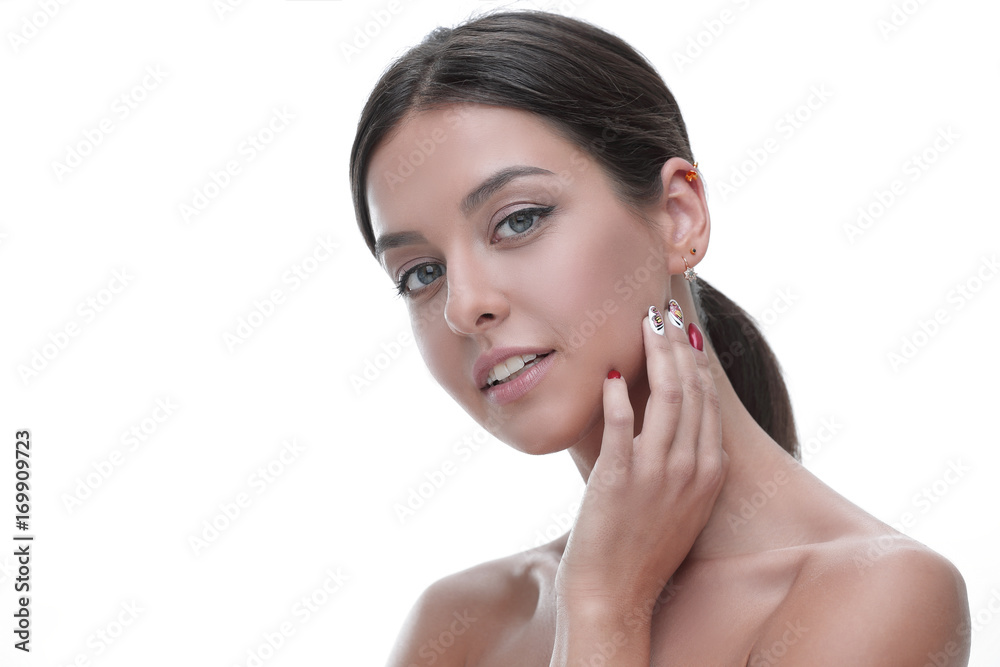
[607, 369, 621, 379]
[688, 322, 704, 351]
[647, 306, 665, 336]
[667, 299, 684, 328]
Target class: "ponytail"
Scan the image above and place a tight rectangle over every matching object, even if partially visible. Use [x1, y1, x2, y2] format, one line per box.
[690, 278, 800, 460]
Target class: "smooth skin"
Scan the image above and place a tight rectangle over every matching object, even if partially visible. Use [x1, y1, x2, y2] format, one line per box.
[368, 104, 971, 666]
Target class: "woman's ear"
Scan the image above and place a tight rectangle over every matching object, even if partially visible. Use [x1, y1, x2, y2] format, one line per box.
[647, 157, 711, 276]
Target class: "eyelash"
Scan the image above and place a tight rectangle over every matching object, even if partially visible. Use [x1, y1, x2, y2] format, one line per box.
[393, 205, 556, 299]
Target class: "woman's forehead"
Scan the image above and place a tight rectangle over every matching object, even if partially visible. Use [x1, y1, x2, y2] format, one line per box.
[366, 105, 589, 228]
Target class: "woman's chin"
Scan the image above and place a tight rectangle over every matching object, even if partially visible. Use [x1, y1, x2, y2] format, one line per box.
[494, 407, 604, 457]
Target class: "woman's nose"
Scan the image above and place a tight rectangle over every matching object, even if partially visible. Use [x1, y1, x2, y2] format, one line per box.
[442, 254, 509, 336]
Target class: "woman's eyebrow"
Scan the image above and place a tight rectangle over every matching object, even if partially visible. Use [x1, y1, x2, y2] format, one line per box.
[374, 165, 555, 260]
[459, 165, 555, 216]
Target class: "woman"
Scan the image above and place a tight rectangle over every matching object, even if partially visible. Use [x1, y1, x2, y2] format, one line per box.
[350, 10, 971, 666]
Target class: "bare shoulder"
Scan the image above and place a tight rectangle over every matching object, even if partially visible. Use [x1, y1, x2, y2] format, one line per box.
[384, 546, 552, 667]
[751, 534, 971, 666]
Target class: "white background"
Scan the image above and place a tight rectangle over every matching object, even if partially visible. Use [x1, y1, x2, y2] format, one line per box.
[1, 0, 998, 665]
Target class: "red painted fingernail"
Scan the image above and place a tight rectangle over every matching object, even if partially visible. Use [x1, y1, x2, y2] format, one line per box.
[607, 370, 621, 379]
[687, 323, 704, 351]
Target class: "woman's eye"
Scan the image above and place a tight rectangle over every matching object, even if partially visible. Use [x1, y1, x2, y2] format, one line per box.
[394, 205, 555, 298]
[396, 263, 444, 297]
[494, 205, 555, 240]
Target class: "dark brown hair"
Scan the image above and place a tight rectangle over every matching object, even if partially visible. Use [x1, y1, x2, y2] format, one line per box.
[349, 9, 799, 460]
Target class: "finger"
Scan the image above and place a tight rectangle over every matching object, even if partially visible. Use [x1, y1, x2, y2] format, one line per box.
[657, 301, 705, 466]
[689, 324, 723, 465]
[597, 369, 634, 484]
[633, 307, 681, 462]
[639, 302, 703, 466]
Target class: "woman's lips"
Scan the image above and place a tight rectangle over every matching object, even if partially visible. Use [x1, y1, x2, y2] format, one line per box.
[483, 352, 551, 389]
[481, 352, 556, 406]
[473, 346, 556, 389]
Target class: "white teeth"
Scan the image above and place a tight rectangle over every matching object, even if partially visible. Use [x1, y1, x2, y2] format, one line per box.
[505, 356, 526, 375]
[486, 353, 541, 387]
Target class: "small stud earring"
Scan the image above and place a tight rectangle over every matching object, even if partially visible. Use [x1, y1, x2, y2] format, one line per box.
[685, 162, 699, 183]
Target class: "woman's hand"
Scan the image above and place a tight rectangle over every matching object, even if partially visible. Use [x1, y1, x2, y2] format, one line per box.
[555, 304, 729, 613]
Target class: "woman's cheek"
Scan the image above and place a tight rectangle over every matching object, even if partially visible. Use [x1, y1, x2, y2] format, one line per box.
[408, 297, 454, 366]
[412, 320, 450, 382]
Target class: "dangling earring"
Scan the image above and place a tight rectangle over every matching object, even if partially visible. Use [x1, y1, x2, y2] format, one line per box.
[685, 162, 699, 183]
[683, 248, 698, 282]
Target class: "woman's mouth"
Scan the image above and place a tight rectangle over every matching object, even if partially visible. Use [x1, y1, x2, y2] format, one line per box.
[481, 352, 556, 406]
[484, 352, 552, 388]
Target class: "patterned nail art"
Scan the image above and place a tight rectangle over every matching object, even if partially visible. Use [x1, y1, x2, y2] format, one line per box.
[667, 299, 684, 328]
[648, 305, 665, 336]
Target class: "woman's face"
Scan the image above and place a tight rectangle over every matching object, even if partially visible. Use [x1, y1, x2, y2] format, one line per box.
[366, 104, 673, 454]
